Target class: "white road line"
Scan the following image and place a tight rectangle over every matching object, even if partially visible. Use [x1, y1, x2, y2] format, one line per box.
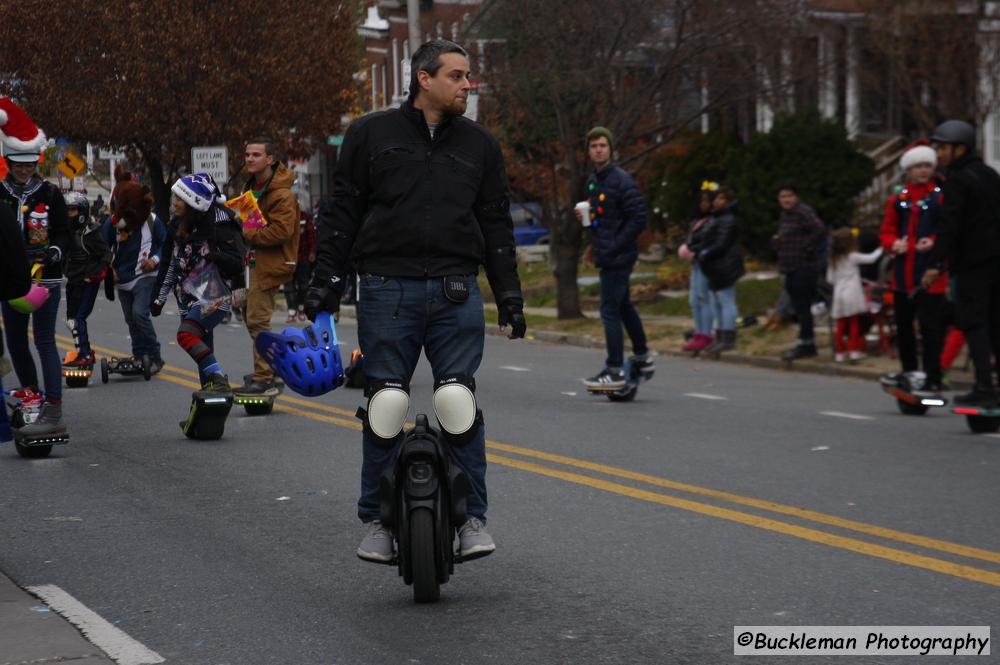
[820, 411, 875, 421]
[683, 392, 728, 401]
[499, 365, 531, 372]
[26, 585, 164, 665]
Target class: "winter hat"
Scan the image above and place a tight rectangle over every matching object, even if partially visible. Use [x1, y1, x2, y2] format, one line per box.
[586, 126, 614, 151]
[172, 172, 226, 212]
[0, 98, 47, 162]
[899, 141, 937, 171]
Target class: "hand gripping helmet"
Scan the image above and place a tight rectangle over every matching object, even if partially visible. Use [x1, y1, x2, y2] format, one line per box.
[254, 312, 344, 396]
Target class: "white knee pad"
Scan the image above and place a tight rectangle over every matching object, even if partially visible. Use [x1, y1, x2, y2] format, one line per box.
[364, 381, 410, 443]
[433, 375, 483, 445]
[65, 318, 78, 335]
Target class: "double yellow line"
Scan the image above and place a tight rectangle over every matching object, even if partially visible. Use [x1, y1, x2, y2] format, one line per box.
[53, 333, 1000, 588]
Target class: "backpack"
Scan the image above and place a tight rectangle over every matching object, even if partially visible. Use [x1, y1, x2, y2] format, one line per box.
[211, 215, 248, 289]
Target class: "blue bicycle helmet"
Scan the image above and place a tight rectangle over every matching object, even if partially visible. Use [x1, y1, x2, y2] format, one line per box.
[255, 312, 344, 396]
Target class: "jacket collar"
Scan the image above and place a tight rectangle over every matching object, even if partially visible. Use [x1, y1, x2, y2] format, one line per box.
[949, 152, 980, 174]
[401, 99, 457, 141]
[592, 163, 615, 180]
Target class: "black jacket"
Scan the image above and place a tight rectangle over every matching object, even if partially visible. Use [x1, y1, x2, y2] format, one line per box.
[0, 176, 68, 282]
[929, 153, 1000, 274]
[65, 215, 112, 284]
[584, 164, 646, 270]
[1, 202, 30, 301]
[691, 202, 745, 290]
[314, 101, 522, 305]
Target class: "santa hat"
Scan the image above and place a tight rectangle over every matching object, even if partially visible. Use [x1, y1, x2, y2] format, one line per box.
[172, 172, 226, 212]
[0, 98, 47, 162]
[900, 140, 937, 171]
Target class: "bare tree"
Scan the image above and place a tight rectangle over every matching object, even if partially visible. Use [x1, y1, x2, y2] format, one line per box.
[1, 1, 361, 221]
[470, 0, 807, 318]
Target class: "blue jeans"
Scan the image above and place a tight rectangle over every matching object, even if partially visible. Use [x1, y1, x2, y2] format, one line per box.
[1, 283, 63, 401]
[117, 277, 161, 360]
[356, 275, 488, 523]
[710, 285, 738, 330]
[689, 263, 715, 335]
[599, 267, 648, 368]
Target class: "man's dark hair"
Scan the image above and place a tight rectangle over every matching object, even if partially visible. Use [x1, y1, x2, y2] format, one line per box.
[776, 180, 798, 195]
[245, 136, 277, 157]
[409, 39, 469, 99]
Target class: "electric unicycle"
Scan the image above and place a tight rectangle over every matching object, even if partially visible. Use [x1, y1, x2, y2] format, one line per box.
[378, 414, 469, 603]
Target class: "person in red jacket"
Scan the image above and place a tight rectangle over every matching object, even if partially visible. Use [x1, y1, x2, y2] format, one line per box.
[879, 141, 948, 391]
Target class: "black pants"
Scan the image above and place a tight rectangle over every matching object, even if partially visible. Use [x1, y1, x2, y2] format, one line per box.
[955, 262, 1000, 391]
[784, 269, 817, 344]
[893, 290, 947, 384]
[65, 281, 101, 355]
[283, 261, 313, 312]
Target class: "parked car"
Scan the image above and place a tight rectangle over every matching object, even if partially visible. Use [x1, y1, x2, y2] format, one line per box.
[511, 202, 549, 246]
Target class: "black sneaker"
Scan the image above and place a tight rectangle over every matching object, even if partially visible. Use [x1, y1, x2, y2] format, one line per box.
[917, 380, 945, 394]
[236, 379, 275, 395]
[149, 358, 165, 375]
[782, 344, 818, 361]
[585, 367, 627, 391]
[953, 389, 998, 409]
[631, 352, 655, 373]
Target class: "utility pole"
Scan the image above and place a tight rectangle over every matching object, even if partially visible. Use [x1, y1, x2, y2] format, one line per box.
[407, 0, 421, 54]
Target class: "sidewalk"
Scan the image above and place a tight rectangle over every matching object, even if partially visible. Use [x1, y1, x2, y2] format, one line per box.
[0, 572, 115, 664]
[336, 303, 973, 388]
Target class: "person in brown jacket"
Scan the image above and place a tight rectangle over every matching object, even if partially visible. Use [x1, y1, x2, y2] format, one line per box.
[237, 137, 300, 394]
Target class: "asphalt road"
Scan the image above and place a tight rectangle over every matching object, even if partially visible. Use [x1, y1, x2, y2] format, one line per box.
[2, 295, 998, 664]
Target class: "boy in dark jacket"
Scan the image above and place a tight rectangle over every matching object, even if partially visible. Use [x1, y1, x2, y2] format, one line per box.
[577, 127, 652, 390]
[62, 192, 111, 367]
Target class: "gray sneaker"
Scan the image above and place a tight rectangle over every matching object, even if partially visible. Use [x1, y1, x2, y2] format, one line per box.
[457, 517, 495, 560]
[17, 401, 66, 436]
[357, 520, 395, 563]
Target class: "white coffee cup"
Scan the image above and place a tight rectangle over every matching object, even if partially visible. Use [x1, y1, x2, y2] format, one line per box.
[575, 200, 592, 227]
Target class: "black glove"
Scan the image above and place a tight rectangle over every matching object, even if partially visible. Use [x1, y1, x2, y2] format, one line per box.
[304, 275, 345, 322]
[498, 299, 527, 339]
[150, 299, 164, 317]
[43, 246, 62, 266]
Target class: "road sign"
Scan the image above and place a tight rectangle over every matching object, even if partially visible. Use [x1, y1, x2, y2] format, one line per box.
[99, 147, 126, 160]
[191, 145, 229, 186]
[56, 152, 86, 179]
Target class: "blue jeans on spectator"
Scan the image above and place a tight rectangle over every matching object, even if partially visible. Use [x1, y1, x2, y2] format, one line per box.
[118, 277, 161, 360]
[710, 285, 738, 330]
[689, 263, 714, 335]
[1, 283, 63, 401]
[356, 274, 488, 524]
[784, 268, 818, 344]
[599, 266, 648, 368]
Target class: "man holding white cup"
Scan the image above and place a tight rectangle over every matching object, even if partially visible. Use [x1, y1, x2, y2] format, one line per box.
[575, 126, 652, 391]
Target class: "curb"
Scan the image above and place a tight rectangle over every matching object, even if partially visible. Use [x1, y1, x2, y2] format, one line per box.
[335, 305, 973, 390]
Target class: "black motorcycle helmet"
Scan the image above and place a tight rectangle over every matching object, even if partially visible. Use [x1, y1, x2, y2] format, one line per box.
[930, 120, 976, 149]
[64, 191, 90, 229]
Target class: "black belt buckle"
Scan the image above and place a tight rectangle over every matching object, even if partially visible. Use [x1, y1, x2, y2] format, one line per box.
[443, 275, 470, 303]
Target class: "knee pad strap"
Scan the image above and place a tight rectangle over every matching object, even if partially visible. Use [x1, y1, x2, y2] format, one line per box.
[357, 379, 410, 448]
